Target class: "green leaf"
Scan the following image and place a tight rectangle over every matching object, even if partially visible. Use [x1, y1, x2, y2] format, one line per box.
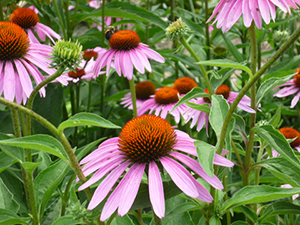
[221, 33, 245, 62]
[254, 125, 300, 170]
[115, 215, 134, 225]
[258, 157, 300, 187]
[0, 133, 25, 163]
[209, 216, 221, 225]
[259, 201, 300, 223]
[194, 141, 216, 177]
[209, 95, 229, 138]
[239, 205, 258, 223]
[52, 216, 76, 225]
[76, 1, 168, 29]
[197, 60, 252, 77]
[167, 202, 198, 215]
[0, 209, 29, 225]
[221, 185, 300, 212]
[58, 113, 120, 134]
[21, 162, 41, 174]
[185, 102, 210, 114]
[256, 74, 294, 105]
[0, 179, 20, 213]
[269, 105, 281, 128]
[0, 152, 16, 173]
[171, 87, 209, 112]
[0, 135, 68, 162]
[231, 221, 249, 225]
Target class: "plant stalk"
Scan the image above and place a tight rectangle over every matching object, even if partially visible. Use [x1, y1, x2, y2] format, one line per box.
[129, 78, 138, 118]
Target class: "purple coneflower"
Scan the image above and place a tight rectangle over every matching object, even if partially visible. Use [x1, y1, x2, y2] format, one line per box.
[273, 69, 300, 108]
[121, 81, 157, 109]
[94, 30, 165, 80]
[9, 7, 61, 43]
[184, 85, 255, 132]
[207, 0, 300, 33]
[78, 115, 233, 221]
[0, 21, 57, 104]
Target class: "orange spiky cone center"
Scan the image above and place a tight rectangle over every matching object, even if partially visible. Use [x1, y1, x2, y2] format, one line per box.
[118, 115, 177, 163]
[109, 30, 141, 50]
[83, 50, 98, 61]
[173, 77, 198, 94]
[203, 85, 230, 103]
[279, 127, 300, 148]
[293, 69, 300, 87]
[135, 81, 156, 100]
[68, 68, 85, 78]
[9, 8, 40, 29]
[155, 87, 179, 104]
[0, 22, 29, 61]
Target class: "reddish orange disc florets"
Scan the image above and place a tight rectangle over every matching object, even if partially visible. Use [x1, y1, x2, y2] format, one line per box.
[0, 22, 29, 61]
[109, 30, 141, 50]
[135, 81, 156, 100]
[173, 77, 198, 94]
[293, 70, 300, 87]
[118, 115, 177, 163]
[216, 84, 231, 99]
[68, 68, 85, 78]
[9, 8, 40, 29]
[279, 127, 300, 148]
[155, 87, 179, 104]
[83, 50, 98, 61]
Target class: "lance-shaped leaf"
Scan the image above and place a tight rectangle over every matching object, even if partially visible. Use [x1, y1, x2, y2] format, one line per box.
[0, 209, 29, 225]
[194, 141, 216, 177]
[0, 179, 19, 213]
[58, 113, 120, 134]
[210, 95, 229, 138]
[254, 125, 300, 170]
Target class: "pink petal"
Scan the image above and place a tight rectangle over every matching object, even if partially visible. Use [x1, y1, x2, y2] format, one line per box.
[3, 61, 15, 102]
[129, 49, 145, 74]
[213, 154, 234, 167]
[14, 59, 33, 98]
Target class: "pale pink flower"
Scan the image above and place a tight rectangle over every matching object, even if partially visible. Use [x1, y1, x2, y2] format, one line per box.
[78, 115, 233, 221]
[0, 22, 56, 104]
[94, 30, 165, 80]
[10, 7, 61, 43]
[207, 0, 300, 33]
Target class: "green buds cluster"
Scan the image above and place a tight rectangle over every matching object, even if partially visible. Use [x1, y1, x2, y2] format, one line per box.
[166, 17, 190, 40]
[212, 46, 228, 59]
[50, 39, 83, 70]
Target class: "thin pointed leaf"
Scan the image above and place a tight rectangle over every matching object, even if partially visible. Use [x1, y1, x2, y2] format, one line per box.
[210, 95, 229, 138]
[194, 141, 216, 177]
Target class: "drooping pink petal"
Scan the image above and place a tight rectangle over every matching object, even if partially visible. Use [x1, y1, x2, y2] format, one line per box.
[291, 91, 300, 108]
[148, 161, 165, 219]
[129, 49, 145, 74]
[213, 154, 234, 167]
[3, 61, 16, 102]
[14, 59, 33, 98]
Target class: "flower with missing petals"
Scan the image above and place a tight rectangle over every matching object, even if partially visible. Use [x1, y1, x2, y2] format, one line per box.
[78, 115, 233, 221]
[273, 68, 300, 108]
[207, 0, 300, 33]
[94, 30, 165, 80]
[0, 21, 56, 103]
[184, 85, 255, 133]
[10, 7, 61, 43]
[121, 81, 157, 109]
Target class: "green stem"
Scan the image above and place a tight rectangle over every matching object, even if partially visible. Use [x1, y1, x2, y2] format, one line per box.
[0, 0, 3, 21]
[253, 142, 264, 212]
[129, 78, 138, 118]
[85, 80, 93, 144]
[205, 0, 211, 66]
[153, 211, 162, 225]
[63, 0, 71, 39]
[223, 175, 231, 225]
[102, 0, 106, 47]
[72, 0, 80, 29]
[11, 109, 39, 225]
[61, 173, 76, 216]
[179, 37, 213, 95]
[26, 66, 65, 137]
[231, 138, 243, 167]
[0, 98, 94, 201]
[216, 23, 300, 155]
[100, 75, 106, 113]
[53, 0, 67, 39]
[243, 22, 257, 183]
[137, 208, 143, 225]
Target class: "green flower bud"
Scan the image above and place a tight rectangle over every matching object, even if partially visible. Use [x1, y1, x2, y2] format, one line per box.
[50, 39, 82, 70]
[212, 46, 228, 59]
[166, 17, 190, 40]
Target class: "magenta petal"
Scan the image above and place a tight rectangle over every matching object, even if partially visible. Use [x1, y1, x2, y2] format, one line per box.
[14, 60, 33, 98]
[149, 161, 165, 218]
[140, 45, 165, 63]
[291, 91, 300, 108]
[213, 154, 234, 167]
[3, 61, 16, 102]
[118, 163, 145, 216]
[87, 161, 131, 210]
[130, 49, 145, 74]
[160, 156, 199, 198]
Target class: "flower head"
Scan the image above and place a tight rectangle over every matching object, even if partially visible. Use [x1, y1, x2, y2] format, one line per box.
[207, 0, 300, 33]
[93, 29, 165, 80]
[50, 39, 82, 70]
[166, 17, 190, 40]
[137, 87, 186, 123]
[173, 77, 198, 94]
[0, 21, 56, 103]
[121, 81, 157, 109]
[10, 7, 61, 43]
[79, 115, 233, 221]
[184, 84, 255, 133]
[273, 68, 300, 108]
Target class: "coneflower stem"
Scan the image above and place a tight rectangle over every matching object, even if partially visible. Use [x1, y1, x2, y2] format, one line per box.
[243, 22, 257, 187]
[205, 0, 211, 67]
[223, 174, 231, 225]
[129, 78, 138, 118]
[53, 0, 67, 39]
[72, 0, 80, 29]
[63, 0, 71, 39]
[216, 22, 300, 156]
[11, 108, 39, 225]
[102, 0, 106, 47]
[0, 0, 3, 21]
[153, 211, 162, 225]
[179, 37, 213, 96]
[61, 173, 76, 216]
